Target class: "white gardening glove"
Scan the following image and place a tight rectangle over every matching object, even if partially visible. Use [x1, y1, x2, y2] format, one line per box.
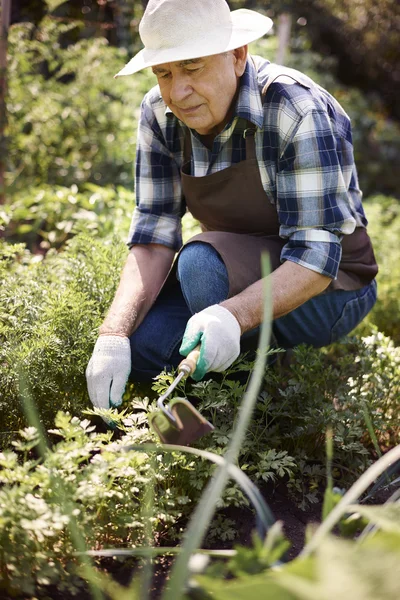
[86, 335, 131, 409]
[179, 305, 241, 381]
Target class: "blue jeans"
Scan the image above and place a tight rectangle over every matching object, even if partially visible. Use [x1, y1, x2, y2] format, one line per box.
[129, 242, 377, 382]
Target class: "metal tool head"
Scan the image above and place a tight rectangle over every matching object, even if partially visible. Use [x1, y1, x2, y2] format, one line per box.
[149, 396, 214, 445]
[148, 344, 214, 445]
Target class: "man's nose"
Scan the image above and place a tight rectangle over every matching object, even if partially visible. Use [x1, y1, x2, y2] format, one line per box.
[170, 75, 192, 104]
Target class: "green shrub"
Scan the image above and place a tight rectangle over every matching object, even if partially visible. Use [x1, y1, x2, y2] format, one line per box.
[0, 414, 190, 597]
[0, 234, 127, 435]
[6, 18, 153, 191]
[363, 196, 400, 343]
[2, 183, 135, 251]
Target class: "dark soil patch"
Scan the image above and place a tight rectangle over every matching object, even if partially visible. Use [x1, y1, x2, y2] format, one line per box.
[205, 483, 322, 559]
[261, 485, 322, 558]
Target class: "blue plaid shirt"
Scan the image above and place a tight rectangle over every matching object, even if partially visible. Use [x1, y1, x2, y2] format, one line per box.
[128, 56, 368, 280]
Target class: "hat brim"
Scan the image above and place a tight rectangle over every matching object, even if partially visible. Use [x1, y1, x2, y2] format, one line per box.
[115, 9, 273, 77]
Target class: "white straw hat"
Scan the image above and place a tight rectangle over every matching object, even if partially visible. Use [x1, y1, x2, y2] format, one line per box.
[115, 0, 273, 77]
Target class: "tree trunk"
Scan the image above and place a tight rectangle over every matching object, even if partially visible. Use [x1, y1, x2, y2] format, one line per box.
[0, 0, 11, 206]
[276, 12, 292, 66]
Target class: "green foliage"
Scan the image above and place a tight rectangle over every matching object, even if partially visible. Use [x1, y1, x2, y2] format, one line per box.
[6, 17, 153, 191]
[0, 234, 127, 435]
[0, 413, 191, 597]
[2, 183, 135, 251]
[196, 528, 400, 600]
[363, 197, 400, 343]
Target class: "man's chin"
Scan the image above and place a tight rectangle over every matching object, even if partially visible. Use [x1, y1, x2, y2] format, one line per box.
[182, 117, 216, 136]
[180, 114, 208, 131]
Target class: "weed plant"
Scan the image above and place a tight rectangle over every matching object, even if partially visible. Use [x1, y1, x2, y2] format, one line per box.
[0, 234, 127, 437]
[0, 414, 191, 597]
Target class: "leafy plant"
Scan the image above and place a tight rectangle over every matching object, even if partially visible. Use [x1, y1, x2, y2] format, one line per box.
[6, 17, 153, 192]
[0, 413, 191, 597]
[363, 197, 400, 344]
[2, 183, 135, 251]
[0, 234, 127, 435]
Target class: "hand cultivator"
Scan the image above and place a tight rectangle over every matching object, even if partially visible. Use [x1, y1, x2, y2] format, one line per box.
[149, 346, 214, 446]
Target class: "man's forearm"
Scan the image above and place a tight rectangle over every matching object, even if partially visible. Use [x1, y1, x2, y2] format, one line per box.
[99, 244, 175, 337]
[221, 260, 331, 334]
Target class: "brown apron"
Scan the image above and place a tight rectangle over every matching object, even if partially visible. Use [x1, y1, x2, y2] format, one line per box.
[177, 67, 378, 297]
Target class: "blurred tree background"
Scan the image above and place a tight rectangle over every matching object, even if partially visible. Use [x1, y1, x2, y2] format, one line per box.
[1, 0, 400, 249]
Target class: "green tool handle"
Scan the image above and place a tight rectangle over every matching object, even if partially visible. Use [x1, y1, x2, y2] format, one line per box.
[178, 344, 201, 376]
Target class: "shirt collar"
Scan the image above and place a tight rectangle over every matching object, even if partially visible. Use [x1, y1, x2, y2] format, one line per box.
[164, 56, 265, 130]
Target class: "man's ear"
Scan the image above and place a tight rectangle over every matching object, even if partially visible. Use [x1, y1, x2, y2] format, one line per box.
[233, 45, 248, 77]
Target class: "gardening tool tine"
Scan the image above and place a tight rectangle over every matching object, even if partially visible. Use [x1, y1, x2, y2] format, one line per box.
[148, 411, 184, 445]
[149, 399, 214, 446]
[169, 399, 214, 446]
[150, 345, 214, 445]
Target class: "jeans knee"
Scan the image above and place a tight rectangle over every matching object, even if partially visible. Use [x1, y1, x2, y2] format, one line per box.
[177, 242, 213, 280]
[177, 242, 229, 313]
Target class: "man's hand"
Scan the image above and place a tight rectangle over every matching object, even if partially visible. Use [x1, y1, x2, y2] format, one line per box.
[179, 305, 241, 381]
[86, 335, 131, 409]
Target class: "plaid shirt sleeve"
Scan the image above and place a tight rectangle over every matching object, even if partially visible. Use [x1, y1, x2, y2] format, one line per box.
[276, 105, 358, 280]
[127, 91, 184, 251]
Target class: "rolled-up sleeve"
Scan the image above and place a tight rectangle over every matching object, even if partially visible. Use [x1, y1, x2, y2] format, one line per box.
[128, 95, 184, 251]
[276, 108, 357, 279]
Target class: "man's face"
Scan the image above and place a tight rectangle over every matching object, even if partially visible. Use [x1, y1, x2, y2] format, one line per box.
[152, 48, 247, 137]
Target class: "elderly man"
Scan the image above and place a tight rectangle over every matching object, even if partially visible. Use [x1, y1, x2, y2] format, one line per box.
[86, 0, 378, 410]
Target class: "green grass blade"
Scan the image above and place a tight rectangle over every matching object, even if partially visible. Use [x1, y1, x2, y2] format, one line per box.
[322, 428, 335, 521]
[78, 548, 237, 559]
[162, 254, 272, 600]
[361, 400, 383, 459]
[18, 373, 49, 458]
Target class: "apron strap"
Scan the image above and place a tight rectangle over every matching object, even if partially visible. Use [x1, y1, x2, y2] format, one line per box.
[243, 124, 257, 160]
[183, 127, 192, 166]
